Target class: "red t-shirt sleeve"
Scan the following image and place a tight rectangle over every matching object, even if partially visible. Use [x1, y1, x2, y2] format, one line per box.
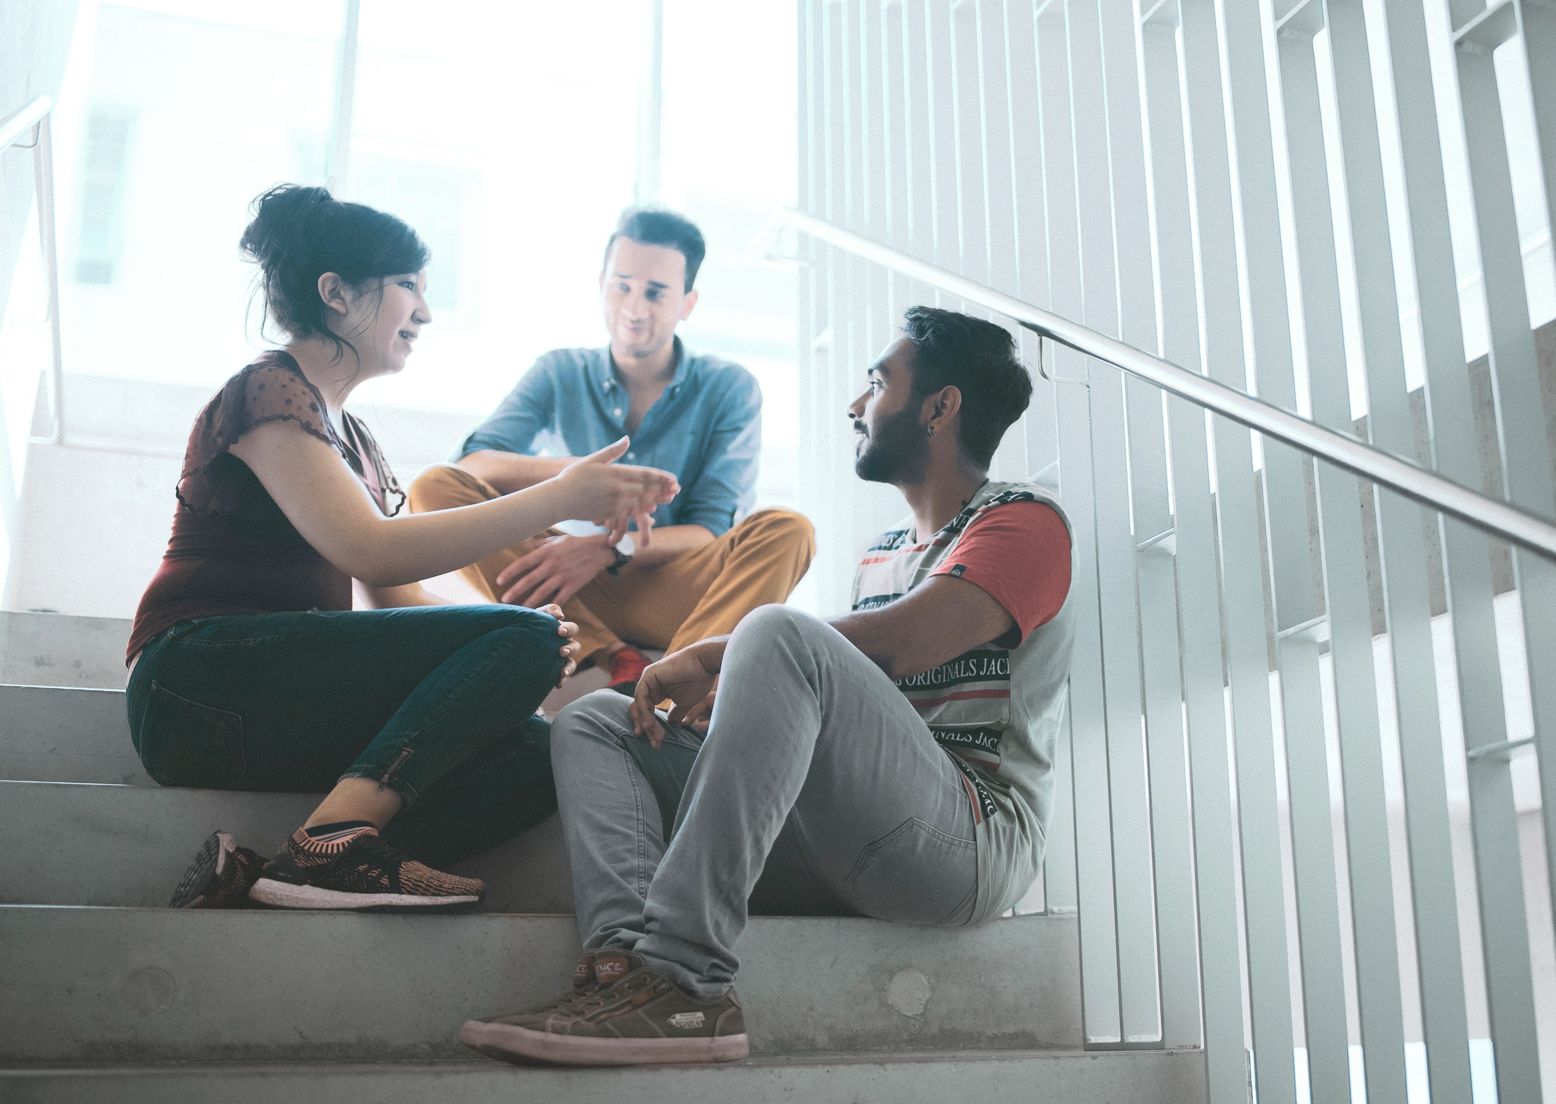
[931, 500, 1071, 644]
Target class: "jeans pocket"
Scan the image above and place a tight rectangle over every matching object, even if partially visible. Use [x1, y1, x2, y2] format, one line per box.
[843, 817, 978, 927]
[137, 681, 246, 788]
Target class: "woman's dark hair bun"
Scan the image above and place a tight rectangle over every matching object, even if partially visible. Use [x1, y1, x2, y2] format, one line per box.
[239, 184, 333, 269]
[240, 183, 429, 358]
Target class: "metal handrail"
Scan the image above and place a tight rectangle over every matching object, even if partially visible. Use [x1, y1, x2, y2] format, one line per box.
[1, 95, 64, 445]
[762, 208, 1556, 561]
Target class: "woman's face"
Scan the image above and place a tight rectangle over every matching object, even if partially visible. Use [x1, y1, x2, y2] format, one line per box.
[333, 269, 432, 374]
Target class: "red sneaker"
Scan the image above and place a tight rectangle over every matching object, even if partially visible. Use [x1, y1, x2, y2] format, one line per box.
[606, 646, 651, 696]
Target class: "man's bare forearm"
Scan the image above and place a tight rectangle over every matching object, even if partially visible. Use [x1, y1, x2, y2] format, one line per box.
[457, 450, 572, 495]
[825, 609, 899, 676]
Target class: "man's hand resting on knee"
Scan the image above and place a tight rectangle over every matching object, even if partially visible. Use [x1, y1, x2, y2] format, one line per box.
[630, 638, 727, 746]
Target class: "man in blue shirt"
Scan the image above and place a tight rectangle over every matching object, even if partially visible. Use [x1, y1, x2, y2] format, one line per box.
[408, 208, 815, 692]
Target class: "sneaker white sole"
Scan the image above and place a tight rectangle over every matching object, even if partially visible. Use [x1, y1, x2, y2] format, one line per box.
[248, 877, 480, 911]
[459, 1018, 750, 1066]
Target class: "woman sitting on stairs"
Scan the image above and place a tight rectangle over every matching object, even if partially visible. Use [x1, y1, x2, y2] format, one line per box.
[125, 184, 678, 911]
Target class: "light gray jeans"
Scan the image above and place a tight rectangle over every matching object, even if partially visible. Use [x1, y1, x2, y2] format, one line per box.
[550, 605, 978, 998]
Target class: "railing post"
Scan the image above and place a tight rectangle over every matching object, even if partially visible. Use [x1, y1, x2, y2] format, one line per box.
[1276, 10, 1410, 1102]
[1138, 9, 1249, 1096]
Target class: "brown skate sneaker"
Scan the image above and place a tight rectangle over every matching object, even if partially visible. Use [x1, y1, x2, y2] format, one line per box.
[459, 950, 749, 1066]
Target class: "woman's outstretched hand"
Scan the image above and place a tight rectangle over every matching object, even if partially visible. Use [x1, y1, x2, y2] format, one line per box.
[556, 438, 678, 544]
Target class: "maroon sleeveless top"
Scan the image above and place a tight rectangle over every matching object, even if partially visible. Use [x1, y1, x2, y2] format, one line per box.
[126, 351, 404, 662]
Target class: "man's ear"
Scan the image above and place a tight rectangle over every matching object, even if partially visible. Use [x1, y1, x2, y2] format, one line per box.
[679, 288, 700, 321]
[317, 273, 350, 317]
[924, 385, 962, 432]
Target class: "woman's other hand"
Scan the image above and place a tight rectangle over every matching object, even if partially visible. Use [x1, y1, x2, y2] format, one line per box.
[537, 603, 581, 687]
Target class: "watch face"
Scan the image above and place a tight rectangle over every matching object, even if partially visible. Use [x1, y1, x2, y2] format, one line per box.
[616, 534, 636, 557]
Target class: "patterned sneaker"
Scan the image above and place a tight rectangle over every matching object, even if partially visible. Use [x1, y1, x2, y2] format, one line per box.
[459, 950, 749, 1066]
[168, 830, 264, 909]
[247, 825, 485, 911]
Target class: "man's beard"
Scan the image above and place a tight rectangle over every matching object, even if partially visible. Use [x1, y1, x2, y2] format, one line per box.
[854, 405, 929, 484]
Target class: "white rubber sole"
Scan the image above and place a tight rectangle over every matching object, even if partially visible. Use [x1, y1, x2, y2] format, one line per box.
[247, 877, 480, 911]
[459, 1019, 750, 1066]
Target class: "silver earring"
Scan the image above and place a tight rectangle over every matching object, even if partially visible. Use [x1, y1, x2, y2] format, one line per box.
[926, 425, 935, 437]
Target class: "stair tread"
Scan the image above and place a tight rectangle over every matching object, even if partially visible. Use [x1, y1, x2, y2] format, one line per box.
[0, 904, 1083, 1063]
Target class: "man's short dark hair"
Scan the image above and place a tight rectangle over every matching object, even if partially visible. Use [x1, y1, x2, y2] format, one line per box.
[604, 208, 706, 292]
[901, 306, 1033, 469]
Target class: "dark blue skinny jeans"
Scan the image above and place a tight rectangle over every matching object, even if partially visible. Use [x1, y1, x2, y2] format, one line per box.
[125, 605, 566, 865]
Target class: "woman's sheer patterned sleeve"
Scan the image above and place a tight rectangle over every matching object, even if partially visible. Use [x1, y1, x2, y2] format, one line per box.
[175, 361, 335, 514]
[232, 363, 334, 445]
[343, 414, 406, 518]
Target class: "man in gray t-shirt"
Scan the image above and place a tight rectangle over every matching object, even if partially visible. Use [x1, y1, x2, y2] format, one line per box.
[461, 307, 1076, 1068]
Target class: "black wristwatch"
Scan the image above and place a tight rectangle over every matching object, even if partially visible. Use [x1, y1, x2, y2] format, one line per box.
[606, 535, 636, 576]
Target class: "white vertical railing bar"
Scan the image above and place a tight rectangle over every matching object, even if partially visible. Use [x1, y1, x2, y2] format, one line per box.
[879, 0, 913, 359]
[951, 1, 991, 293]
[1, 95, 65, 446]
[798, 0, 819, 614]
[817, 0, 852, 613]
[1065, 0, 1162, 1045]
[1225, 4, 1347, 1098]
[972, 1, 1029, 514]
[1100, 0, 1201, 1050]
[1385, 6, 1546, 1100]
[1003, 0, 1077, 912]
[858, 0, 892, 382]
[1452, 0, 1556, 977]
[926, 2, 961, 311]
[899, 0, 937, 316]
[1179, 1, 1298, 1098]
[1514, 0, 1556, 250]
[1272, 635, 1351, 1103]
[1276, 14, 1411, 1103]
[1036, 0, 1123, 1045]
[1326, 4, 1480, 1100]
[1139, 10, 1248, 1094]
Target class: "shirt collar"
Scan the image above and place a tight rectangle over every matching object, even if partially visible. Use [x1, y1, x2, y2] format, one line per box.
[596, 336, 691, 394]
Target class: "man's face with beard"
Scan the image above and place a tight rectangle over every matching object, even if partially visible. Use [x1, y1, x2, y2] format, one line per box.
[848, 338, 930, 485]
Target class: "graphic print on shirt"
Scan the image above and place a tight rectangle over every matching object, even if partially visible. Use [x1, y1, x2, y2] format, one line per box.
[897, 649, 1012, 761]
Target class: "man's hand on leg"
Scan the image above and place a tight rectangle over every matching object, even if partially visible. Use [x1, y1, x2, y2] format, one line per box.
[630, 638, 727, 746]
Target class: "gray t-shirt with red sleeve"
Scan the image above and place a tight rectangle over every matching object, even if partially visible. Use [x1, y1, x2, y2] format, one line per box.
[851, 479, 1076, 920]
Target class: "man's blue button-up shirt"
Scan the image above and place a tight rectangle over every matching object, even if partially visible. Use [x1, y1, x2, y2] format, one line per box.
[456, 338, 761, 537]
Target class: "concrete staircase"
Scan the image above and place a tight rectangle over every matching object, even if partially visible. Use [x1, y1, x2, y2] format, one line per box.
[0, 611, 1210, 1102]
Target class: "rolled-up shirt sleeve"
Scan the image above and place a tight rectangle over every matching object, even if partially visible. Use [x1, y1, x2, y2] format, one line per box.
[454, 356, 557, 460]
[675, 370, 761, 537]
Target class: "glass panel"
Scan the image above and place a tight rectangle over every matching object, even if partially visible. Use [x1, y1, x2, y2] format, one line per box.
[658, 0, 800, 510]
[51, 0, 344, 386]
[349, 0, 651, 416]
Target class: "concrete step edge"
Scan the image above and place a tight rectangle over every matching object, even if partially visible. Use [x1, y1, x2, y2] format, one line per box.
[0, 905, 1084, 1063]
[0, 1050, 1209, 1104]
